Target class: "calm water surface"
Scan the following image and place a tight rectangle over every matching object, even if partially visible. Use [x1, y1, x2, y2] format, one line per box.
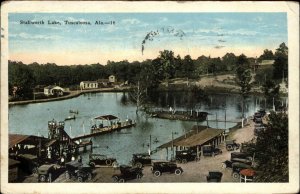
[9, 92, 287, 164]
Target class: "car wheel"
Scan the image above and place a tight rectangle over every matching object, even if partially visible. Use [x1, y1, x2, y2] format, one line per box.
[118, 178, 125, 183]
[176, 159, 181, 163]
[78, 176, 83, 182]
[226, 145, 233, 151]
[87, 173, 92, 181]
[47, 173, 52, 183]
[39, 175, 46, 182]
[66, 171, 71, 179]
[232, 172, 240, 179]
[135, 162, 142, 168]
[247, 157, 253, 161]
[154, 171, 161, 177]
[175, 168, 182, 175]
[221, 163, 227, 169]
[112, 161, 118, 167]
[106, 159, 112, 166]
[112, 175, 119, 182]
[89, 162, 95, 168]
[136, 173, 142, 179]
[32, 167, 38, 175]
[182, 159, 187, 164]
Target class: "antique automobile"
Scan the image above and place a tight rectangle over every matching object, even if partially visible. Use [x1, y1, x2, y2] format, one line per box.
[222, 158, 252, 169]
[112, 165, 143, 182]
[175, 149, 198, 163]
[206, 171, 223, 182]
[254, 123, 266, 136]
[65, 160, 94, 182]
[37, 164, 65, 183]
[15, 154, 40, 175]
[202, 145, 222, 157]
[232, 162, 252, 179]
[88, 154, 118, 167]
[151, 161, 183, 177]
[231, 152, 253, 161]
[240, 143, 256, 157]
[131, 153, 152, 168]
[253, 112, 263, 123]
[225, 140, 240, 151]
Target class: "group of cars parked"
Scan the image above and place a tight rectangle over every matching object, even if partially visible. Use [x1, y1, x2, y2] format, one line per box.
[253, 109, 267, 136]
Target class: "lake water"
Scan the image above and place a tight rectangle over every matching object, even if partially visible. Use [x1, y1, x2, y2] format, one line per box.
[9, 92, 287, 164]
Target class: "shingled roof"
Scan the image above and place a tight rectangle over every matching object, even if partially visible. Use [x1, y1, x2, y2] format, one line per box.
[158, 127, 224, 149]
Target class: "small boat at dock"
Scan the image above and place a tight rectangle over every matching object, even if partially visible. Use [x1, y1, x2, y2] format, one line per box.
[69, 110, 79, 114]
[148, 110, 208, 122]
[65, 115, 76, 121]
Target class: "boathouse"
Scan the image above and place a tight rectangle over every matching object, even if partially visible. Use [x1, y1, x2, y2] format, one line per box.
[44, 85, 65, 96]
[158, 126, 226, 160]
[80, 81, 99, 90]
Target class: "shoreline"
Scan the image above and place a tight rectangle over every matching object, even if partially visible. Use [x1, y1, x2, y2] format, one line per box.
[9, 87, 130, 106]
[8, 83, 288, 106]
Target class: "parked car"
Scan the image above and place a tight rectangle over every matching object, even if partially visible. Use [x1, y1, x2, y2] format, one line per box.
[222, 158, 252, 169]
[151, 161, 183, 177]
[15, 154, 40, 175]
[258, 109, 266, 117]
[38, 164, 65, 183]
[206, 171, 223, 182]
[240, 143, 256, 157]
[65, 160, 94, 182]
[202, 145, 222, 157]
[225, 140, 240, 151]
[131, 153, 152, 168]
[175, 149, 198, 163]
[253, 112, 262, 121]
[254, 123, 266, 136]
[231, 152, 253, 161]
[88, 154, 117, 167]
[232, 162, 252, 179]
[112, 165, 143, 182]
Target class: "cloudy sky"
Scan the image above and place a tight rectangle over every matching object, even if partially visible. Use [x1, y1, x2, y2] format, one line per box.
[9, 13, 287, 65]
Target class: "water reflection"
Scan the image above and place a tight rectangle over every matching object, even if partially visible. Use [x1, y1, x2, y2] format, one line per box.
[9, 92, 287, 164]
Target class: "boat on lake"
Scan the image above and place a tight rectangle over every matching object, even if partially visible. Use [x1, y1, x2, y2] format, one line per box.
[72, 115, 135, 141]
[65, 115, 76, 121]
[69, 110, 79, 114]
[148, 109, 208, 122]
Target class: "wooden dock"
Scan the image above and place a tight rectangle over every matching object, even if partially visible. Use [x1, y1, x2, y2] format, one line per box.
[72, 122, 136, 141]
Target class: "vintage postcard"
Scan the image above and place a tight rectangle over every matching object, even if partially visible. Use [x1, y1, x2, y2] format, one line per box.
[1, 1, 299, 193]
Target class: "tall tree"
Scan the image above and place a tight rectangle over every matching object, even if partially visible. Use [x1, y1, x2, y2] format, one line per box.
[254, 112, 288, 182]
[158, 50, 176, 82]
[9, 61, 35, 100]
[235, 54, 252, 118]
[222, 53, 237, 71]
[273, 42, 288, 81]
[258, 49, 275, 62]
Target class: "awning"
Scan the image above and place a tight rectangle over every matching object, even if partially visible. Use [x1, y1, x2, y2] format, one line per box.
[9, 134, 48, 149]
[94, 115, 118, 120]
[159, 127, 224, 149]
[45, 139, 57, 147]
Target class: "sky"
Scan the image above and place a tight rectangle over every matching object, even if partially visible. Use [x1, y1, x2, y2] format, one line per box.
[9, 13, 287, 65]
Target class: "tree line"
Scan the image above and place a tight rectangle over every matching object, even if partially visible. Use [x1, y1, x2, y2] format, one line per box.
[8, 42, 287, 100]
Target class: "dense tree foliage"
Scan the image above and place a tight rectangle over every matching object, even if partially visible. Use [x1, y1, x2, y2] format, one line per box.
[8, 44, 287, 100]
[235, 54, 252, 97]
[254, 112, 288, 182]
[273, 42, 288, 81]
[258, 49, 275, 62]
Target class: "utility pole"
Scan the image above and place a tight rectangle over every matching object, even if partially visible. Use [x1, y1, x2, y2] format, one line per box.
[149, 135, 152, 155]
[171, 132, 174, 160]
[216, 112, 218, 129]
[224, 108, 227, 130]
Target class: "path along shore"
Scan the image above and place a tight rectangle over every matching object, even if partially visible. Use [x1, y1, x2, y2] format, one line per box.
[9, 87, 130, 106]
